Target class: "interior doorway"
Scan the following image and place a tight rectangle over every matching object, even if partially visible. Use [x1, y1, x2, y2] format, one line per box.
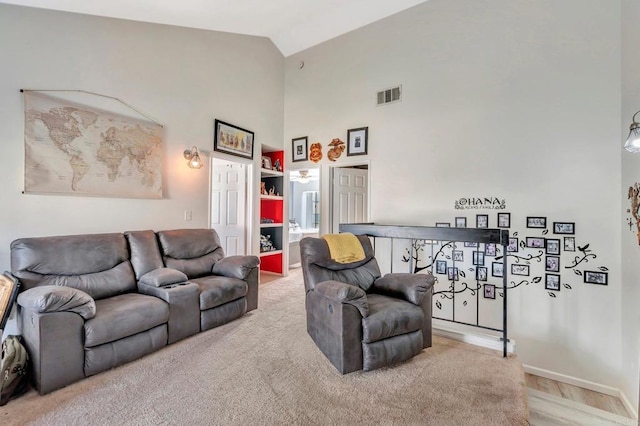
[288, 168, 320, 268]
[330, 164, 369, 233]
[210, 157, 249, 255]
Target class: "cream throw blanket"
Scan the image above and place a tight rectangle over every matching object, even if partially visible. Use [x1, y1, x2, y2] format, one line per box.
[322, 233, 366, 264]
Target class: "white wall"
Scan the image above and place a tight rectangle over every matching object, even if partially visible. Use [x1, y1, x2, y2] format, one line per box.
[0, 3, 284, 274]
[285, 0, 626, 394]
[621, 0, 640, 415]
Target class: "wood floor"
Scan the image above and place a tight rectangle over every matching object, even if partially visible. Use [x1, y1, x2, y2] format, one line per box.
[526, 373, 636, 425]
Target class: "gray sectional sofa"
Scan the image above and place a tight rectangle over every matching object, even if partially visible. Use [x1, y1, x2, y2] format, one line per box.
[10, 228, 259, 394]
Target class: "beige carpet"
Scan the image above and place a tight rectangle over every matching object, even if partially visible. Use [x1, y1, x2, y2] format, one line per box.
[1, 270, 529, 425]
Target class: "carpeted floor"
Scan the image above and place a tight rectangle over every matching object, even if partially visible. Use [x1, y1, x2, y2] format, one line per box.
[1, 270, 529, 425]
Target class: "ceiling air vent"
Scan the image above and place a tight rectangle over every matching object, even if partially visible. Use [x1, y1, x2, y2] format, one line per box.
[376, 85, 401, 106]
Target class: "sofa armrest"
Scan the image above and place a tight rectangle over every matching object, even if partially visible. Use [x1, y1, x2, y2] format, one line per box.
[372, 273, 435, 305]
[212, 255, 260, 280]
[314, 280, 368, 318]
[17, 285, 96, 320]
[139, 267, 188, 287]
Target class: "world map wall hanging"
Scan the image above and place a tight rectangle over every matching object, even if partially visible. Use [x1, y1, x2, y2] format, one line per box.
[22, 90, 163, 199]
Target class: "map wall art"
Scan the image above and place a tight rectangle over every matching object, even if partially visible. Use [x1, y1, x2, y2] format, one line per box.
[23, 91, 163, 198]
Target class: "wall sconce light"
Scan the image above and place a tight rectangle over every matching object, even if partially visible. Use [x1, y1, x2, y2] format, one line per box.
[625, 111, 640, 153]
[184, 146, 203, 169]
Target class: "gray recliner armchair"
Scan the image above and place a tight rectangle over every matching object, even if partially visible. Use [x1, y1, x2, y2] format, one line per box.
[300, 234, 435, 373]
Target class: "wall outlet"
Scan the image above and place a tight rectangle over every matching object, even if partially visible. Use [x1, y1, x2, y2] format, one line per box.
[184, 210, 192, 221]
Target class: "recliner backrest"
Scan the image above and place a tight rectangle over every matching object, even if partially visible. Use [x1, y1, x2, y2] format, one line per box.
[10, 233, 136, 300]
[125, 230, 165, 280]
[156, 229, 225, 279]
[299, 235, 381, 292]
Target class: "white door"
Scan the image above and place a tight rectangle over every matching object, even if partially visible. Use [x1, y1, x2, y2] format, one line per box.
[211, 158, 246, 255]
[332, 167, 369, 233]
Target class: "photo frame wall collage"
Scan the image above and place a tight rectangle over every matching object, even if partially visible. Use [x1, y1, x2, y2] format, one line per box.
[292, 126, 369, 164]
[429, 212, 608, 302]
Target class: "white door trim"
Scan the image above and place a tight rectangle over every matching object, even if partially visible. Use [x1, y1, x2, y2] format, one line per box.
[329, 160, 371, 233]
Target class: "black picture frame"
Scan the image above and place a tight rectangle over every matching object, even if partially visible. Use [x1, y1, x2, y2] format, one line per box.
[464, 242, 478, 247]
[584, 271, 608, 285]
[447, 267, 459, 281]
[453, 250, 464, 262]
[455, 217, 467, 228]
[545, 256, 560, 273]
[473, 251, 485, 266]
[292, 136, 308, 162]
[553, 222, 575, 235]
[485, 243, 497, 256]
[483, 284, 496, 300]
[435, 222, 451, 227]
[527, 216, 547, 228]
[564, 237, 576, 252]
[507, 237, 519, 252]
[476, 267, 488, 281]
[491, 261, 504, 277]
[435, 260, 447, 274]
[545, 274, 561, 291]
[546, 239, 560, 255]
[476, 214, 489, 229]
[526, 237, 545, 249]
[511, 264, 530, 276]
[214, 119, 254, 159]
[0, 273, 20, 331]
[347, 127, 368, 156]
[497, 212, 511, 228]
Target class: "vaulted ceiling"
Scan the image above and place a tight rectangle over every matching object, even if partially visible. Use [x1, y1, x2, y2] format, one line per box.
[0, 0, 429, 56]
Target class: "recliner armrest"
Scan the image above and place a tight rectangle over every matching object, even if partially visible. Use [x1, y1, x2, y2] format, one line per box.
[17, 285, 96, 319]
[314, 280, 369, 317]
[212, 255, 260, 280]
[139, 267, 188, 287]
[372, 273, 435, 305]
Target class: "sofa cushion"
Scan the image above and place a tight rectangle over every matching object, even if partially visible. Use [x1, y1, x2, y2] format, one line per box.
[139, 268, 188, 287]
[361, 294, 423, 344]
[157, 229, 225, 278]
[190, 276, 247, 311]
[84, 293, 169, 347]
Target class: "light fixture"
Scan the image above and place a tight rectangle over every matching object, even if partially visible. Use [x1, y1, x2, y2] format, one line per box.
[298, 170, 309, 184]
[183, 146, 203, 169]
[625, 111, 640, 153]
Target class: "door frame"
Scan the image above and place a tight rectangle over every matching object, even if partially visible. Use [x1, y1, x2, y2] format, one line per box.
[328, 160, 371, 233]
[208, 155, 254, 255]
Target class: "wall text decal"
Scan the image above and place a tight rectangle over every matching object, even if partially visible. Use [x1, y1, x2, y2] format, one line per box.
[454, 197, 506, 210]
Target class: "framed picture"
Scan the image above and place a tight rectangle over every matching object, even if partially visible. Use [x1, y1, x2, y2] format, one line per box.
[507, 237, 519, 252]
[584, 271, 608, 285]
[292, 136, 308, 162]
[473, 251, 485, 266]
[485, 243, 496, 256]
[545, 274, 561, 291]
[453, 250, 464, 262]
[483, 284, 496, 300]
[435, 222, 451, 227]
[564, 237, 576, 252]
[546, 239, 560, 255]
[497, 212, 511, 228]
[545, 256, 560, 273]
[447, 267, 459, 281]
[511, 264, 530, 276]
[261, 156, 272, 170]
[526, 237, 545, 248]
[0, 273, 20, 331]
[491, 261, 504, 277]
[476, 214, 489, 229]
[347, 127, 368, 156]
[214, 119, 254, 159]
[476, 267, 488, 281]
[553, 222, 575, 235]
[464, 242, 478, 247]
[527, 216, 547, 229]
[435, 260, 447, 274]
[455, 217, 467, 228]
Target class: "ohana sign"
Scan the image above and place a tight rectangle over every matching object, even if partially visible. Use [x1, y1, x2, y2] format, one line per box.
[454, 197, 506, 210]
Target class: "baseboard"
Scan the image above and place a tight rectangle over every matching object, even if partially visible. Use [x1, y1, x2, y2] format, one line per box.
[524, 364, 638, 420]
[432, 325, 516, 354]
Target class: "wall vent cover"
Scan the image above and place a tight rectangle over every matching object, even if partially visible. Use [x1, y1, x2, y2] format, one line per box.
[376, 85, 401, 105]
